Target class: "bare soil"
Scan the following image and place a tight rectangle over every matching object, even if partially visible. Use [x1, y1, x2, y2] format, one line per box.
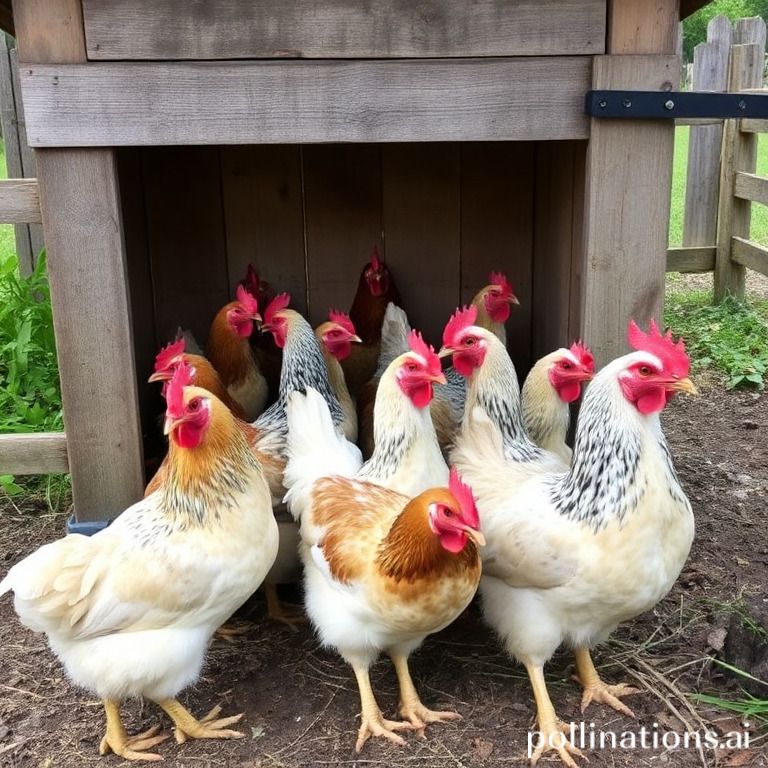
[1, 380, 767, 768]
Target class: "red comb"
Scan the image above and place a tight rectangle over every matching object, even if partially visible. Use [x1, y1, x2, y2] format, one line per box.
[264, 292, 291, 325]
[627, 319, 690, 378]
[449, 467, 480, 530]
[165, 359, 193, 420]
[154, 338, 185, 372]
[244, 264, 260, 295]
[328, 309, 356, 335]
[488, 271, 514, 298]
[235, 284, 259, 317]
[442, 305, 478, 348]
[370, 245, 382, 271]
[408, 330, 442, 377]
[569, 341, 595, 373]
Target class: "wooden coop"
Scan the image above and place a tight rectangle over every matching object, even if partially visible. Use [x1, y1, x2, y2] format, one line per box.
[0, 0, 710, 525]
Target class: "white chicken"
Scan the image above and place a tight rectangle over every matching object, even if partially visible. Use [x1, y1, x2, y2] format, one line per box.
[0, 363, 278, 761]
[446, 317, 696, 766]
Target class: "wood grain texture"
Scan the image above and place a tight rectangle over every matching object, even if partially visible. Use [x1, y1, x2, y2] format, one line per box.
[734, 171, 768, 206]
[608, 0, 680, 54]
[303, 145, 382, 327]
[581, 55, 679, 365]
[731, 236, 768, 276]
[36, 149, 145, 518]
[666, 245, 716, 272]
[13, 0, 86, 63]
[142, 147, 230, 347]
[20, 58, 592, 147]
[0, 432, 69, 474]
[683, 16, 732, 250]
[81, 0, 605, 60]
[221, 146, 307, 315]
[0, 178, 41, 223]
[382, 143, 460, 346]
[741, 118, 768, 133]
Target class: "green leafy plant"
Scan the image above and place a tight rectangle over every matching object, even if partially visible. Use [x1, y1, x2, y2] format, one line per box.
[664, 291, 768, 390]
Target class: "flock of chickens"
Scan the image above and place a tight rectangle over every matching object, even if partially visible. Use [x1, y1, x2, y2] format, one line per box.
[0, 249, 697, 766]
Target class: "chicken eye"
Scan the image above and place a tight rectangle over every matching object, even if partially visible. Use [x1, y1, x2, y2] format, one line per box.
[188, 398, 200, 411]
[638, 365, 652, 377]
[443, 508, 454, 518]
[407, 362, 418, 372]
[561, 361, 571, 370]
[464, 337, 475, 347]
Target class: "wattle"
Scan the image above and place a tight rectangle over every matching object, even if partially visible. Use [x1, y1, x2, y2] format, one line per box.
[636, 388, 667, 414]
[453, 355, 476, 378]
[439, 530, 467, 554]
[173, 422, 205, 449]
[234, 318, 254, 338]
[488, 302, 511, 324]
[409, 382, 433, 409]
[557, 380, 582, 403]
[328, 340, 352, 361]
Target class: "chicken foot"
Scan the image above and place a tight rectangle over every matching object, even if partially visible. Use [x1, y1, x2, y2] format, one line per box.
[525, 663, 585, 768]
[351, 662, 415, 753]
[265, 583, 306, 630]
[154, 699, 245, 744]
[389, 653, 461, 736]
[573, 647, 638, 718]
[98, 699, 169, 762]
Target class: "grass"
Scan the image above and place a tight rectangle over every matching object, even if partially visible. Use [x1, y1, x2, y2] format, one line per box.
[669, 127, 768, 247]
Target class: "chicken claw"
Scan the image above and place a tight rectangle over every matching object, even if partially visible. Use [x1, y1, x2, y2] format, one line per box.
[530, 719, 586, 768]
[399, 701, 461, 737]
[155, 699, 245, 744]
[355, 710, 415, 753]
[99, 700, 169, 762]
[573, 647, 638, 718]
[265, 583, 306, 631]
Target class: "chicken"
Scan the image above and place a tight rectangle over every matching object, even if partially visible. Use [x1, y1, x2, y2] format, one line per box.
[148, 338, 246, 419]
[470, 270, 520, 346]
[447, 318, 696, 767]
[357, 329, 449, 496]
[206, 285, 268, 421]
[314, 309, 362, 442]
[521, 342, 594, 464]
[0, 363, 278, 761]
[342, 246, 403, 399]
[283, 387, 484, 752]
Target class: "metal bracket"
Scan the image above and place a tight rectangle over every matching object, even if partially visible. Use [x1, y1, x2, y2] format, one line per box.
[586, 90, 768, 119]
[66, 513, 111, 536]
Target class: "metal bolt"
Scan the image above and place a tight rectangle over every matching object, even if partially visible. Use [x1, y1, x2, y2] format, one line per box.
[664, 99, 675, 110]
[623, 98, 632, 108]
[599, 99, 607, 108]
[739, 99, 747, 110]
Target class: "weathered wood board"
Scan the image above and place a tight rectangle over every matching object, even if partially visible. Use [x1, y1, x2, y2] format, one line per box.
[81, 0, 605, 60]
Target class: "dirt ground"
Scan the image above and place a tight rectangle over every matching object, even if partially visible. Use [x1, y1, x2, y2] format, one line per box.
[1, 379, 767, 768]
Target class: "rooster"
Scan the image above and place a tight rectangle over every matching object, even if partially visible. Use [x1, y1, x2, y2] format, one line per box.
[470, 270, 519, 345]
[521, 342, 594, 464]
[342, 246, 403, 399]
[283, 388, 484, 752]
[314, 309, 362, 442]
[0, 363, 278, 761]
[205, 285, 268, 421]
[448, 320, 696, 767]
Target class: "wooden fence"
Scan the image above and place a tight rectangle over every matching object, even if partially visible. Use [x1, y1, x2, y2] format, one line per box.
[666, 15, 768, 298]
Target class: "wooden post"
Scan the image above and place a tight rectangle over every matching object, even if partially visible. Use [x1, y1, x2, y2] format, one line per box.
[714, 20, 767, 302]
[14, 0, 145, 521]
[682, 16, 732, 253]
[579, 0, 679, 365]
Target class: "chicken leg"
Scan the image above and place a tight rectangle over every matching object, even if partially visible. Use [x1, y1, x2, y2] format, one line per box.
[265, 583, 307, 629]
[155, 699, 245, 744]
[351, 662, 415, 752]
[98, 699, 168, 761]
[525, 663, 585, 768]
[389, 653, 461, 736]
[573, 647, 638, 717]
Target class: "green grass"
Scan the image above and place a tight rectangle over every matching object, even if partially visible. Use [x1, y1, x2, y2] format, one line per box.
[669, 127, 768, 247]
[0, 140, 15, 262]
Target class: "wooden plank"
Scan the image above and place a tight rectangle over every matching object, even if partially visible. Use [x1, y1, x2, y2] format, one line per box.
[715, 42, 765, 301]
[732, 236, 768, 276]
[734, 16, 767, 49]
[81, 0, 606, 60]
[383, 143, 460, 346]
[303, 145, 382, 327]
[675, 118, 724, 127]
[461, 142, 534, 372]
[741, 118, 768, 133]
[13, 0, 86, 64]
[0, 432, 69, 474]
[683, 16, 732, 250]
[608, 0, 680, 54]
[666, 245, 716, 272]
[581, 54, 679, 365]
[20, 58, 592, 147]
[0, 178, 41, 222]
[35, 150, 145, 517]
[143, 147, 230, 346]
[734, 172, 768, 206]
[221, 146, 307, 314]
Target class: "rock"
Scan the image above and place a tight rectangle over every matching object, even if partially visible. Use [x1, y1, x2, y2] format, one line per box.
[707, 626, 728, 652]
[723, 597, 768, 697]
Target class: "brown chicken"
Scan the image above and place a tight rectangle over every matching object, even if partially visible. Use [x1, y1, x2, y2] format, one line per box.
[341, 246, 403, 399]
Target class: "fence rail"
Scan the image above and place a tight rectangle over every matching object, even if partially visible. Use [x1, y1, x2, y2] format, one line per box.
[0, 432, 69, 474]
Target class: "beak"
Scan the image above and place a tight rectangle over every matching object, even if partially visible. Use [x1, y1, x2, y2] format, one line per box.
[253, 311, 263, 325]
[509, 295, 520, 306]
[463, 527, 486, 547]
[163, 415, 178, 435]
[259, 322, 272, 334]
[429, 372, 448, 385]
[148, 371, 169, 384]
[351, 334, 362, 344]
[669, 376, 698, 396]
[438, 346, 454, 359]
